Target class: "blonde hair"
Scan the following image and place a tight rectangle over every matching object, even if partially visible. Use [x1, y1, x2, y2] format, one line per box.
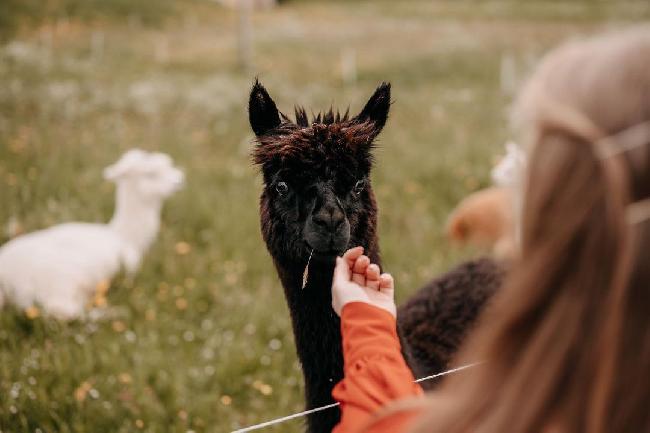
[402, 26, 650, 433]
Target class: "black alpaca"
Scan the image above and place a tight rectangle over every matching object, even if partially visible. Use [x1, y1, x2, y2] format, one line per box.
[397, 257, 504, 386]
[249, 81, 503, 433]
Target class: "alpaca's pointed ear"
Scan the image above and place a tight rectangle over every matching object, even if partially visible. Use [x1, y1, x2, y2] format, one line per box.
[354, 82, 391, 133]
[249, 80, 282, 137]
[103, 149, 147, 181]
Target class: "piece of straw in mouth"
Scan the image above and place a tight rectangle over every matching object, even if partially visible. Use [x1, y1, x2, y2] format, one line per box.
[302, 249, 314, 289]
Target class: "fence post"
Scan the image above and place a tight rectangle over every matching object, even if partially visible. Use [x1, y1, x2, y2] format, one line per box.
[238, 0, 253, 72]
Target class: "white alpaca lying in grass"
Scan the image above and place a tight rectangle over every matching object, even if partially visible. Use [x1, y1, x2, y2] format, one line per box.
[0, 149, 184, 320]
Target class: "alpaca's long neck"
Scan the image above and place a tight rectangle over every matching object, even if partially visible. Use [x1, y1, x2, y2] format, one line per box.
[109, 185, 162, 258]
[275, 245, 380, 433]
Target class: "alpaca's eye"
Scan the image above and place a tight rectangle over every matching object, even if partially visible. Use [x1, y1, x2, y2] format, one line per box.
[353, 179, 365, 196]
[276, 181, 289, 195]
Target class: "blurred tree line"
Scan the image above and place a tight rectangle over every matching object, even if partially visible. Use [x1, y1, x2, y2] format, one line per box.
[0, 0, 319, 41]
[0, 0, 178, 40]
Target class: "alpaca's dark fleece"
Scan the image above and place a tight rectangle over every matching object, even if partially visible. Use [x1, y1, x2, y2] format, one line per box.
[249, 80, 505, 433]
[250, 81, 387, 433]
[398, 257, 505, 389]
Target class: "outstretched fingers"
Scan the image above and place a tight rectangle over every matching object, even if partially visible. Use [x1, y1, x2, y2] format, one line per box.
[339, 247, 365, 284]
[365, 263, 381, 290]
[342, 246, 364, 267]
[334, 257, 352, 282]
[352, 255, 370, 286]
[337, 247, 389, 294]
[379, 273, 394, 292]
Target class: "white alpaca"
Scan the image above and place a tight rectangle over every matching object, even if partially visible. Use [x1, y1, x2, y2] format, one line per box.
[491, 141, 526, 188]
[0, 149, 184, 319]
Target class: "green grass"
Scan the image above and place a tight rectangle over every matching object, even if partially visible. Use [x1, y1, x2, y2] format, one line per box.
[0, 1, 648, 432]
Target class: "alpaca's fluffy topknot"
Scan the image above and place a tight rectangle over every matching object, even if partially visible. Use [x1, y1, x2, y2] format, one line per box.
[249, 80, 391, 175]
[251, 120, 379, 172]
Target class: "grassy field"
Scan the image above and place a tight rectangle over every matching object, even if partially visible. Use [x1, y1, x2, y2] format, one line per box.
[1, 1, 648, 432]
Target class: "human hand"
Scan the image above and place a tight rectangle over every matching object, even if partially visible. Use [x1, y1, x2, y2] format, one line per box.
[331, 246, 396, 317]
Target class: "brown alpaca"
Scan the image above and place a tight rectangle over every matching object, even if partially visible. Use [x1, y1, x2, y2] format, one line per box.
[446, 186, 516, 260]
[249, 81, 503, 432]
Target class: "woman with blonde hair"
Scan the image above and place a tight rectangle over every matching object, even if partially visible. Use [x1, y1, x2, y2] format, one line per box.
[330, 26, 650, 433]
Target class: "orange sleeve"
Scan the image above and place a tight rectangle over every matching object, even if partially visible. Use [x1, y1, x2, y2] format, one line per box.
[332, 302, 423, 433]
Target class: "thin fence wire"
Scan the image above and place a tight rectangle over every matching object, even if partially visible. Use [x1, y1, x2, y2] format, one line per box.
[231, 362, 483, 433]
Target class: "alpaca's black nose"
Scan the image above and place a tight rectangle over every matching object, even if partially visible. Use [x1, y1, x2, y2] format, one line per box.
[312, 208, 345, 233]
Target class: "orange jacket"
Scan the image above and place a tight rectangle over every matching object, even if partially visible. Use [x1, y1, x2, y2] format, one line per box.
[332, 302, 424, 433]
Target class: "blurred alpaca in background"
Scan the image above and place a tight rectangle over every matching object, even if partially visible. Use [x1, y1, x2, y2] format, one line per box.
[0, 149, 184, 320]
[446, 142, 525, 260]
